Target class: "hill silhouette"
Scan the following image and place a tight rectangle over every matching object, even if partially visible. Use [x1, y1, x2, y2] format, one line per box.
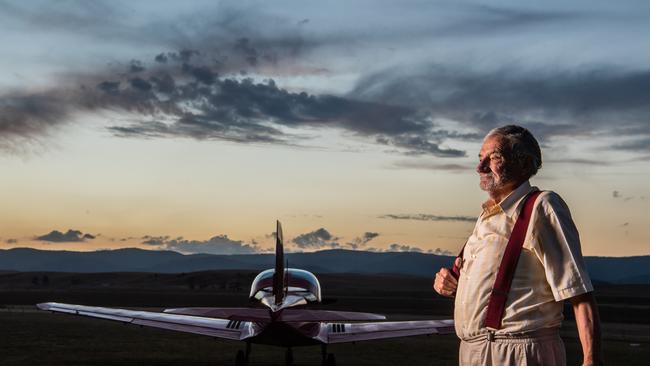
[0, 248, 648, 284]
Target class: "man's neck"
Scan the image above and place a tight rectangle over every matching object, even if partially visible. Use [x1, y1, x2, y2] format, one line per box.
[488, 180, 524, 203]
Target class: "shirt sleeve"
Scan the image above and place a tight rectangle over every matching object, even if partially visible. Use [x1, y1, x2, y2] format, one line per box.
[530, 191, 594, 301]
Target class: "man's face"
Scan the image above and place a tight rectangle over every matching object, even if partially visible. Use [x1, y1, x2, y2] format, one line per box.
[476, 134, 514, 194]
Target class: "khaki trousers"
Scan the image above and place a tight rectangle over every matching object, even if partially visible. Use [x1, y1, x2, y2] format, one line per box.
[459, 328, 566, 366]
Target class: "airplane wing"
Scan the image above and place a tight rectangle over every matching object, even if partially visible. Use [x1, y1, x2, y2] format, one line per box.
[37, 302, 258, 341]
[316, 319, 455, 344]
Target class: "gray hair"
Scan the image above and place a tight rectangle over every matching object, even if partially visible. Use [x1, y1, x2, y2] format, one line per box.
[486, 125, 542, 178]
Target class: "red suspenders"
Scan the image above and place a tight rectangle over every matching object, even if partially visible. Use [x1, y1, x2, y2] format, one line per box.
[452, 190, 542, 330]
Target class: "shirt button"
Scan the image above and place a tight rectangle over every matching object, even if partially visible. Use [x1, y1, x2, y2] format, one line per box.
[471, 254, 477, 259]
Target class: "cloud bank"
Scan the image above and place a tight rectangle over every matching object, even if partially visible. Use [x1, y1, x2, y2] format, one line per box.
[36, 229, 96, 243]
[142, 234, 260, 255]
[346, 232, 380, 250]
[291, 228, 340, 250]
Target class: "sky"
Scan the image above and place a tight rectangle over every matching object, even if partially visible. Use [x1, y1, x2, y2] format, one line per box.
[0, 0, 649, 256]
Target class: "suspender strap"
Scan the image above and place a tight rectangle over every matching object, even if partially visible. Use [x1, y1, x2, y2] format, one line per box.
[483, 190, 542, 330]
[451, 245, 465, 279]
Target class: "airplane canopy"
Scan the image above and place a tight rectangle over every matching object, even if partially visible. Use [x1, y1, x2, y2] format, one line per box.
[250, 268, 322, 303]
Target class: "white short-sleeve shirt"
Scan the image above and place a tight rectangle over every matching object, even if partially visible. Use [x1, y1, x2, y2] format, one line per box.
[454, 181, 593, 340]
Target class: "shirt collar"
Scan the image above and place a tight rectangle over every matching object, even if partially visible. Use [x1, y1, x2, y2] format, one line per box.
[498, 180, 537, 218]
[481, 181, 537, 218]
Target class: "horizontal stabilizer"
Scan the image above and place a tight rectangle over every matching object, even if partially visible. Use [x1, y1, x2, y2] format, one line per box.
[164, 307, 386, 322]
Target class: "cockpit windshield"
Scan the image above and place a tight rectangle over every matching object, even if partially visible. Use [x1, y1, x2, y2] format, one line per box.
[249, 268, 321, 302]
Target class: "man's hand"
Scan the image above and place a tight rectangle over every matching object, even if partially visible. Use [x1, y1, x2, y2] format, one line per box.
[433, 257, 461, 297]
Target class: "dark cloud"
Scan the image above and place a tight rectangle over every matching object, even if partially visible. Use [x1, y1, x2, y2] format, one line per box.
[0, 93, 71, 151]
[388, 243, 423, 253]
[291, 228, 340, 249]
[95, 63, 465, 155]
[181, 63, 216, 85]
[129, 60, 145, 73]
[154, 53, 168, 64]
[613, 190, 620, 198]
[168, 50, 200, 63]
[427, 248, 454, 256]
[1, 50, 465, 156]
[165, 235, 258, 255]
[129, 77, 152, 92]
[149, 73, 176, 94]
[141, 235, 170, 246]
[346, 232, 379, 250]
[351, 66, 650, 149]
[142, 234, 259, 255]
[380, 214, 477, 222]
[35, 229, 95, 243]
[364, 245, 452, 255]
[234, 38, 260, 66]
[97, 81, 120, 94]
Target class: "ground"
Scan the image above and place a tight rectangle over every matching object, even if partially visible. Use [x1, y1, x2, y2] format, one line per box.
[0, 271, 648, 365]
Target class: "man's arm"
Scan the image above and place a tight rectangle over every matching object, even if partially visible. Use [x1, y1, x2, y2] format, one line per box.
[570, 292, 604, 366]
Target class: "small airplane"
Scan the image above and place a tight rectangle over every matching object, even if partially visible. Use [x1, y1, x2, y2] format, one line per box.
[38, 221, 454, 366]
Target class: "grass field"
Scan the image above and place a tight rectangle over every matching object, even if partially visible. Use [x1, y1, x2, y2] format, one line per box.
[1, 271, 648, 365]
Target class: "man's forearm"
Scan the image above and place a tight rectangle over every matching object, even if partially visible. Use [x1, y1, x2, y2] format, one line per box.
[571, 292, 603, 366]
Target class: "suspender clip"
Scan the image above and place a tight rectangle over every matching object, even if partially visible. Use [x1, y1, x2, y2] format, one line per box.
[486, 330, 495, 342]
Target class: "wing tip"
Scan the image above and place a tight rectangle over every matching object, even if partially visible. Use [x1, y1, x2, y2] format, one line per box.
[36, 302, 52, 310]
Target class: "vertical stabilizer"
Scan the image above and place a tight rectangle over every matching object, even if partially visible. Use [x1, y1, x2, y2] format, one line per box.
[272, 220, 285, 305]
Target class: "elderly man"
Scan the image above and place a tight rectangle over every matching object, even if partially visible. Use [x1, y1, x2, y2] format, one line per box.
[434, 125, 603, 365]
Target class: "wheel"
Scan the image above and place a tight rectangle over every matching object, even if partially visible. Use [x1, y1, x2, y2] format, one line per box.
[285, 347, 294, 366]
[235, 350, 246, 366]
[326, 353, 336, 366]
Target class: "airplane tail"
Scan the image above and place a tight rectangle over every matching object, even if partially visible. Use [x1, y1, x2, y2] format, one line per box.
[272, 220, 285, 305]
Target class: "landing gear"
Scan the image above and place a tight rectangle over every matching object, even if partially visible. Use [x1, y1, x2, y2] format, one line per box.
[235, 350, 246, 366]
[234, 342, 251, 366]
[321, 344, 336, 366]
[285, 347, 294, 366]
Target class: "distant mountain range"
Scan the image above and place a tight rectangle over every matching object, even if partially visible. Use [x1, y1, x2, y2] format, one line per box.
[0, 248, 648, 284]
